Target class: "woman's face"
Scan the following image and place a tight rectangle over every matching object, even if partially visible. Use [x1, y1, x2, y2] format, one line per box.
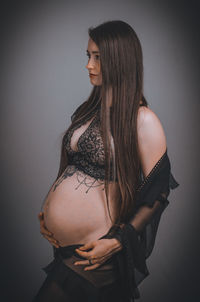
[86, 38, 102, 86]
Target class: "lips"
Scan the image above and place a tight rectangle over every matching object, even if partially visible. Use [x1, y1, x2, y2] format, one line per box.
[89, 73, 97, 76]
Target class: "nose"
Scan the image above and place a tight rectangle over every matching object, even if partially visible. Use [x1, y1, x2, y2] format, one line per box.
[86, 58, 94, 70]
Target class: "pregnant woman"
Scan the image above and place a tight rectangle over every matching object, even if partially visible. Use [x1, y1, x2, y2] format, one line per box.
[33, 20, 179, 302]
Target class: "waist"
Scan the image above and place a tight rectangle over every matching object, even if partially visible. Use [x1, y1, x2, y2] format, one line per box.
[54, 233, 112, 260]
[55, 244, 85, 259]
[55, 242, 118, 276]
[44, 243, 119, 289]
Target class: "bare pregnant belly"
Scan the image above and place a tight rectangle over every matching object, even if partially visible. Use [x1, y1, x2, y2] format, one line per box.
[42, 165, 117, 247]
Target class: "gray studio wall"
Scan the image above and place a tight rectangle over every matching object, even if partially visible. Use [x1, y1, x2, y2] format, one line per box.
[1, 0, 199, 301]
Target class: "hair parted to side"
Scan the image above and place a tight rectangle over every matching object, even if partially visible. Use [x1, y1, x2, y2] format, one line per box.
[48, 20, 148, 227]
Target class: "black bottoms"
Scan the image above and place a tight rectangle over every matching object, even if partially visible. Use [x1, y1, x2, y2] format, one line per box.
[32, 243, 127, 302]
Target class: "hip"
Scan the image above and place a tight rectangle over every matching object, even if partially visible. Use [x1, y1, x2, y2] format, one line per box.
[33, 243, 125, 302]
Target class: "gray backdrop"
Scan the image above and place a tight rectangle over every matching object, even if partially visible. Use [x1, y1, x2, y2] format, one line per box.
[1, 0, 199, 301]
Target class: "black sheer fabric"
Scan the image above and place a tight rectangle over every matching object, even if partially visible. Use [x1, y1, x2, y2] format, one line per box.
[33, 244, 124, 302]
[101, 149, 179, 301]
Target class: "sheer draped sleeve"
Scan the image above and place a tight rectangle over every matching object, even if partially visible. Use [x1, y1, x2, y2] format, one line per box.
[101, 149, 179, 301]
[132, 149, 179, 258]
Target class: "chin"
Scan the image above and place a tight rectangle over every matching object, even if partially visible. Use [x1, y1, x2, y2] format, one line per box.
[90, 81, 101, 86]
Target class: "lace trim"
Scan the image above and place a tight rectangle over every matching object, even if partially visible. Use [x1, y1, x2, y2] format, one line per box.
[66, 157, 106, 181]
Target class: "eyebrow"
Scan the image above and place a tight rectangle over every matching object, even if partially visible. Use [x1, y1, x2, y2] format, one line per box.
[86, 50, 100, 54]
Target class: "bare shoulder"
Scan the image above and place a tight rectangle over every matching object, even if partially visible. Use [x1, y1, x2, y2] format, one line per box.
[137, 106, 162, 129]
[137, 106, 167, 177]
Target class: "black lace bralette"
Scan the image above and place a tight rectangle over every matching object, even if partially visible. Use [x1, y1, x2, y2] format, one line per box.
[63, 107, 116, 181]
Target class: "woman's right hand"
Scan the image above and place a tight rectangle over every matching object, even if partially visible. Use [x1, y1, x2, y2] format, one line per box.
[38, 211, 60, 248]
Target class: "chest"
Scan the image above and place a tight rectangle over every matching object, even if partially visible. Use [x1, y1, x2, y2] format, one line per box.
[64, 112, 106, 166]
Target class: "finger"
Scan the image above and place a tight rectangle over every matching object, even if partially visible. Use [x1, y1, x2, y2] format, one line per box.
[39, 214, 50, 232]
[87, 251, 112, 267]
[47, 240, 59, 248]
[78, 242, 94, 250]
[40, 227, 53, 237]
[39, 217, 47, 228]
[38, 212, 43, 218]
[40, 226, 53, 236]
[84, 263, 100, 271]
[75, 249, 94, 258]
[40, 219, 47, 228]
[38, 212, 44, 221]
[39, 218, 53, 236]
[42, 234, 52, 241]
[52, 242, 60, 248]
[41, 223, 53, 236]
[50, 239, 60, 246]
[42, 234, 59, 245]
[74, 260, 93, 266]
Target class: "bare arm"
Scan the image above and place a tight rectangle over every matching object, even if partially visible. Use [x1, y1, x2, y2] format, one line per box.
[110, 107, 168, 251]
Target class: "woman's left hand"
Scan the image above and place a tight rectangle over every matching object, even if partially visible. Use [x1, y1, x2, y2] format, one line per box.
[74, 238, 122, 271]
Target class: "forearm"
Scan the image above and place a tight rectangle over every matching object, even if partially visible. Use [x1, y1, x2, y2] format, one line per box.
[108, 201, 162, 253]
[128, 200, 162, 232]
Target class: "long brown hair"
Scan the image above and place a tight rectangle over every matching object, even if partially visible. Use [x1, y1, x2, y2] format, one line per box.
[50, 20, 148, 226]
